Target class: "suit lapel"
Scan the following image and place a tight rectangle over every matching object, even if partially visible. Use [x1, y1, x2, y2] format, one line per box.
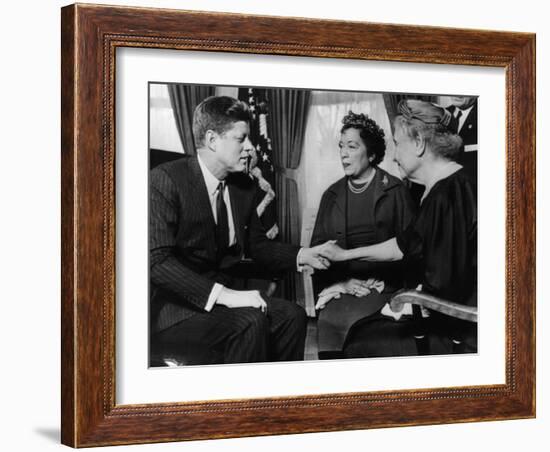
[331, 178, 346, 218]
[372, 168, 400, 212]
[464, 103, 477, 132]
[371, 169, 387, 210]
[328, 179, 347, 246]
[186, 157, 218, 259]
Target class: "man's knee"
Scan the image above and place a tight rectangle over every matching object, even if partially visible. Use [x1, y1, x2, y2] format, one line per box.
[236, 308, 270, 338]
[275, 299, 307, 331]
[290, 303, 307, 331]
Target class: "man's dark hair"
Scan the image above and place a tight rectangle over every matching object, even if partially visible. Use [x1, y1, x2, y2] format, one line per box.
[192, 96, 251, 147]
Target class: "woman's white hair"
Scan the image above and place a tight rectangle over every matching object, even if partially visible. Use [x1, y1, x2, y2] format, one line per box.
[394, 99, 463, 161]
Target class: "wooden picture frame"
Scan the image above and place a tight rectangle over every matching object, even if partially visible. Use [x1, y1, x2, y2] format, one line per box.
[61, 3, 535, 447]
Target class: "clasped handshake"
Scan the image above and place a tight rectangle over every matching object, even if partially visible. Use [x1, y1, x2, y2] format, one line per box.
[298, 239, 348, 272]
[216, 240, 348, 311]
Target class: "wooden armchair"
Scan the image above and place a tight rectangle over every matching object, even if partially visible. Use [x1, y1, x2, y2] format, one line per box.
[389, 289, 477, 323]
[387, 288, 478, 355]
[316, 288, 477, 360]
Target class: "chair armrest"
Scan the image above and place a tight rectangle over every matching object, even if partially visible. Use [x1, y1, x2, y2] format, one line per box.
[389, 289, 478, 323]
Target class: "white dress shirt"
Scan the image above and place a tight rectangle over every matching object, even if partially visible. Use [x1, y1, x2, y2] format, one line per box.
[196, 154, 305, 311]
[197, 154, 237, 247]
[196, 155, 236, 310]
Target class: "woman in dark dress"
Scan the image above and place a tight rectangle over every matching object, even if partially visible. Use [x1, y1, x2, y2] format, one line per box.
[310, 111, 415, 356]
[320, 100, 477, 357]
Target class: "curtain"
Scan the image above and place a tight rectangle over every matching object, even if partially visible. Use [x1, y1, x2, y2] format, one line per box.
[269, 89, 311, 171]
[168, 85, 215, 155]
[267, 89, 311, 304]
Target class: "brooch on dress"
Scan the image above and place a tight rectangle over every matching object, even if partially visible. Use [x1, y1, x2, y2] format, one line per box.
[382, 175, 389, 186]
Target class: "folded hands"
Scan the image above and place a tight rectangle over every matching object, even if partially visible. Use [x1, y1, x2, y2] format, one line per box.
[315, 278, 385, 310]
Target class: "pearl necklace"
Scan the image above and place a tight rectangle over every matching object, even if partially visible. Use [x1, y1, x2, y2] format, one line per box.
[347, 169, 376, 194]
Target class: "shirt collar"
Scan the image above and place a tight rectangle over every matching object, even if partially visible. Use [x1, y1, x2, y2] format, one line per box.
[197, 154, 223, 197]
[454, 104, 474, 117]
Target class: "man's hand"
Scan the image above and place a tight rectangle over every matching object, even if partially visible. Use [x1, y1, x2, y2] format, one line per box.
[299, 241, 334, 270]
[318, 240, 350, 262]
[217, 287, 267, 313]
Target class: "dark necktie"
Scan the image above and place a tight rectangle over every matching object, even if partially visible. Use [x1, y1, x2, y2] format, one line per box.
[215, 182, 229, 256]
[450, 109, 462, 134]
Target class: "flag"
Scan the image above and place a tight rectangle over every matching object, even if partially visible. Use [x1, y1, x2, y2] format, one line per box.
[238, 88, 279, 239]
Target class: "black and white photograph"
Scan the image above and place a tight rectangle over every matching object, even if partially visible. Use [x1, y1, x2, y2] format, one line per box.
[148, 83, 478, 367]
[6, 0, 545, 449]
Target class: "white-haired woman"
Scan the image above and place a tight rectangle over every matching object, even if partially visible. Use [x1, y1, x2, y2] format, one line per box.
[321, 99, 477, 357]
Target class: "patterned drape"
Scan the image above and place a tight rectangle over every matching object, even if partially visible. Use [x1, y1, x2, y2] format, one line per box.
[168, 84, 215, 155]
[238, 88, 279, 239]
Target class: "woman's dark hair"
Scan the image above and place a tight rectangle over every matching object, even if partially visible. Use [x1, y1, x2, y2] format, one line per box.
[394, 99, 463, 162]
[341, 111, 386, 166]
[192, 96, 251, 147]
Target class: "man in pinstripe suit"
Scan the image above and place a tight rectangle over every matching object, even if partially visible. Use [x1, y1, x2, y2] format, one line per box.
[150, 96, 331, 365]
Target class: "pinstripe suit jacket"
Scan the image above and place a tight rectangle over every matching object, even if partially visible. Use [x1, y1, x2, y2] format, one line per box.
[150, 156, 300, 333]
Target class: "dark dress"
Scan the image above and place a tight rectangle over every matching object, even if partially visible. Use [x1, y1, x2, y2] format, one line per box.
[310, 168, 415, 356]
[344, 167, 477, 357]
